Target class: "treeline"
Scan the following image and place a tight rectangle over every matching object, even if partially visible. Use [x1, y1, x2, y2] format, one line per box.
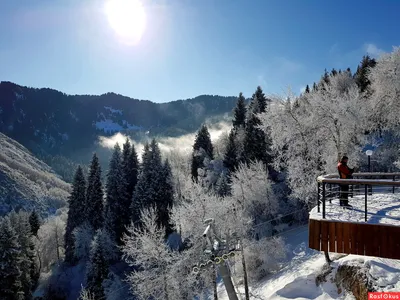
[62, 138, 174, 299]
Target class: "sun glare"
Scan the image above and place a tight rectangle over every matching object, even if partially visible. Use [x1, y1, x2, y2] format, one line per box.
[105, 0, 146, 45]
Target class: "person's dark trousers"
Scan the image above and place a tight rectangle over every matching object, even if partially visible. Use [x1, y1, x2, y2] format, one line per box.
[339, 184, 349, 206]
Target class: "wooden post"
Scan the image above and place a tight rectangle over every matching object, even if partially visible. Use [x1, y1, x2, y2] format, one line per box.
[322, 183, 326, 219]
[365, 185, 368, 222]
[317, 182, 320, 213]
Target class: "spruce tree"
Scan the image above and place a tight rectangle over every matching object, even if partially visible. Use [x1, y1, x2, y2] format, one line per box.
[191, 125, 214, 181]
[216, 172, 231, 197]
[232, 92, 247, 129]
[121, 138, 139, 229]
[85, 230, 109, 300]
[65, 166, 87, 264]
[159, 159, 174, 235]
[252, 86, 268, 113]
[9, 211, 36, 299]
[29, 210, 41, 236]
[312, 82, 318, 91]
[0, 217, 24, 300]
[223, 129, 238, 173]
[127, 141, 139, 199]
[243, 107, 268, 164]
[86, 153, 104, 231]
[355, 55, 377, 93]
[104, 143, 129, 245]
[305, 85, 310, 93]
[132, 140, 174, 236]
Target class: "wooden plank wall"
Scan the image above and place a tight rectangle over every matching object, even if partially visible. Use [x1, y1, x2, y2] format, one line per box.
[309, 219, 400, 259]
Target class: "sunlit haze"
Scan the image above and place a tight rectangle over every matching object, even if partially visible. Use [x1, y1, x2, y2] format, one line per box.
[104, 0, 146, 45]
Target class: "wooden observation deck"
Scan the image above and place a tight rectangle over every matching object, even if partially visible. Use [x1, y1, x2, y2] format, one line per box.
[308, 173, 400, 260]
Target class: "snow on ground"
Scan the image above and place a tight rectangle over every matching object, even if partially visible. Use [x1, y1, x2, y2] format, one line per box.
[309, 192, 400, 225]
[95, 119, 124, 133]
[218, 225, 400, 300]
[95, 119, 142, 133]
[121, 119, 142, 130]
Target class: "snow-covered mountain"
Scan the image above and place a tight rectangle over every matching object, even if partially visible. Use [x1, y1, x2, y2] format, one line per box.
[0, 81, 238, 159]
[0, 132, 70, 216]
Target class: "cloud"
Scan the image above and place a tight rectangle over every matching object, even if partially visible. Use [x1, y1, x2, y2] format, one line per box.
[364, 43, 384, 58]
[97, 121, 232, 160]
[300, 86, 306, 94]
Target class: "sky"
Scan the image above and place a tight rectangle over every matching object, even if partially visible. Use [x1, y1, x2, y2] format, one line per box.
[0, 0, 399, 103]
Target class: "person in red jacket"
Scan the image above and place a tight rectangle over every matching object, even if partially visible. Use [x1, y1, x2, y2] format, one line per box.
[337, 155, 355, 207]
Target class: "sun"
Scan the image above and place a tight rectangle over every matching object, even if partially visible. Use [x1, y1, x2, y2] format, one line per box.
[105, 0, 146, 45]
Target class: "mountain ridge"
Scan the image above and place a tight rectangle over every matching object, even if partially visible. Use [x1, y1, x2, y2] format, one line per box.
[0, 80, 239, 151]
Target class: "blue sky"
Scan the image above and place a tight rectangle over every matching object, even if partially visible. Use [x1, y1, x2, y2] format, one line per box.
[0, 0, 398, 102]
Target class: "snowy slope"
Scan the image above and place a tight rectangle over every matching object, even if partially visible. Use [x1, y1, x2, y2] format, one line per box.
[0, 132, 70, 216]
[218, 226, 400, 300]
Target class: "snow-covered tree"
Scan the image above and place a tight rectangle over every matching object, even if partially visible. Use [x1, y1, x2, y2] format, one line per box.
[216, 171, 231, 197]
[0, 217, 24, 300]
[259, 72, 366, 204]
[163, 150, 191, 204]
[65, 166, 86, 264]
[34, 214, 66, 272]
[355, 55, 376, 94]
[104, 143, 128, 245]
[73, 222, 94, 261]
[368, 47, 400, 130]
[85, 229, 111, 300]
[191, 125, 214, 181]
[122, 207, 178, 300]
[230, 161, 278, 236]
[9, 211, 37, 298]
[85, 153, 104, 231]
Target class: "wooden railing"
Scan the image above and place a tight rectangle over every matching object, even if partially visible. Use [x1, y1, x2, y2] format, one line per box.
[317, 172, 400, 221]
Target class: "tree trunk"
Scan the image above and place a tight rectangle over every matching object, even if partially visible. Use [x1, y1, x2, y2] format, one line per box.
[213, 265, 218, 300]
[241, 241, 250, 300]
[55, 227, 60, 262]
[324, 251, 332, 264]
[163, 272, 169, 300]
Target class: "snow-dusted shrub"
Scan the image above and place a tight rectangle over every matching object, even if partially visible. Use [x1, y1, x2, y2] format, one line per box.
[240, 237, 286, 282]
